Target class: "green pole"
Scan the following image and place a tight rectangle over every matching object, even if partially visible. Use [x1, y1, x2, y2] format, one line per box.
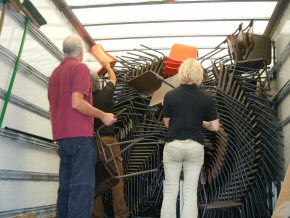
[0, 17, 30, 128]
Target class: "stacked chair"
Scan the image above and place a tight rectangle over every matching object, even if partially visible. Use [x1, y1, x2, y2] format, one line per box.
[164, 43, 198, 77]
[100, 79, 166, 217]
[197, 21, 283, 218]
[92, 44, 117, 76]
[94, 20, 283, 218]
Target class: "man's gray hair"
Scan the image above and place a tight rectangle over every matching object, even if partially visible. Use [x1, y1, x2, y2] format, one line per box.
[62, 35, 83, 57]
[91, 73, 101, 93]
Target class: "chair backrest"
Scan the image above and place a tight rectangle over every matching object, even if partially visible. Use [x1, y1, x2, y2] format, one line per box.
[164, 61, 181, 68]
[246, 34, 271, 65]
[128, 70, 163, 94]
[92, 44, 117, 76]
[227, 21, 256, 63]
[94, 120, 157, 197]
[227, 35, 244, 62]
[169, 43, 198, 62]
[164, 65, 179, 77]
[149, 73, 180, 107]
[166, 56, 183, 64]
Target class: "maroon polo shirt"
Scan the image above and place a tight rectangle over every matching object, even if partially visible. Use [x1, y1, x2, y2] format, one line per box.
[48, 57, 94, 140]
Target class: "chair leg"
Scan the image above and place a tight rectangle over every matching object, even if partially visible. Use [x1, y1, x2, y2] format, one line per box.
[238, 207, 243, 218]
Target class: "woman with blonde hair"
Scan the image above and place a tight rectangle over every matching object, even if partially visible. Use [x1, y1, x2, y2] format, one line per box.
[161, 58, 220, 218]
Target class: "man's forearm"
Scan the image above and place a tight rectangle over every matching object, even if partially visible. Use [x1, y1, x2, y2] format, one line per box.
[73, 98, 105, 119]
[102, 61, 116, 84]
[107, 66, 116, 84]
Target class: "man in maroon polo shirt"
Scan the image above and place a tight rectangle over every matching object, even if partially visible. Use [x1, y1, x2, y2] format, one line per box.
[48, 35, 116, 218]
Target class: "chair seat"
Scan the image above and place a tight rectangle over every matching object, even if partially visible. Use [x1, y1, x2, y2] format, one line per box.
[149, 73, 180, 107]
[166, 56, 183, 64]
[164, 60, 181, 68]
[236, 58, 267, 69]
[128, 70, 162, 94]
[199, 201, 242, 209]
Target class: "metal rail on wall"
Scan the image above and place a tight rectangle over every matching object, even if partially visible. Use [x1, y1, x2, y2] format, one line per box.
[0, 128, 57, 150]
[0, 44, 49, 85]
[0, 88, 50, 119]
[0, 169, 59, 181]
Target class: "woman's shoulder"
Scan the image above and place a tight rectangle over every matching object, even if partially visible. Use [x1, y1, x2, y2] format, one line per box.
[165, 87, 180, 97]
[197, 88, 215, 102]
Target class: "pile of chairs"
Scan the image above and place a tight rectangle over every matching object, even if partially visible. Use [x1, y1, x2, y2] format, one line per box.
[95, 77, 165, 217]
[94, 20, 283, 218]
[196, 21, 283, 218]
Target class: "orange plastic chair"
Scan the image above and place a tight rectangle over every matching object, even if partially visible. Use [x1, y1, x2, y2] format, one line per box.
[169, 43, 198, 62]
[164, 61, 181, 69]
[164, 66, 179, 77]
[166, 56, 183, 64]
[91, 44, 117, 76]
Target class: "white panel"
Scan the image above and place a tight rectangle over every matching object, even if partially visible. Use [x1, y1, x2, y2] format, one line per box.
[0, 10, 22, 55]
[0, 65, 49, 110]
[31, 0, 78, 50]
[86, 21, 268, 39]
[0, 54, 15, 91]
[13, 74, 49, 110]
[281, 20, 290, 34]
[282, 125, 290, 172]
[274, 34, 290, 172]
[21, 39, 60, 77]
[0, 138, 59, 173]
[0, 9, 61, 77]
[0, 181, 58, 211]
[73, 2, 276, 24]
[0, 56, 52, 139]
[95, 36, 226, 51]
[0, 103, 53, 139]
[67, 0, 162, 5]
[272, 2, 290, 41]
[110, 48, 227, 57]
[275, 35, 290, 57]
[276, 54, 290, 122]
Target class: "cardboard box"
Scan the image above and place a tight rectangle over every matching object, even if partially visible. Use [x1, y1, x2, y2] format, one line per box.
[272, 164, 290, 218]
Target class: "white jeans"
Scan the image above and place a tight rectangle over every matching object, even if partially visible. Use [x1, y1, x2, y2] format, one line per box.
[161, 139, 204, 218]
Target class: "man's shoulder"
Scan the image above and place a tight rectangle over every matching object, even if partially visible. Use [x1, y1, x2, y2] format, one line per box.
[72, 60, 89, 71]
[106, 81, 116, 88]
[103, 81, 115, 91]
[63, 57, 89, 70]
[93, 82, 115, 97]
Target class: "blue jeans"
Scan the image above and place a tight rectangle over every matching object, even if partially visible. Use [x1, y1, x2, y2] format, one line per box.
[56, 137, 98, 218]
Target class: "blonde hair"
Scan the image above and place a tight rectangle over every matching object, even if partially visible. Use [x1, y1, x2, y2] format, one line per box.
[178, 58, 203, 85]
